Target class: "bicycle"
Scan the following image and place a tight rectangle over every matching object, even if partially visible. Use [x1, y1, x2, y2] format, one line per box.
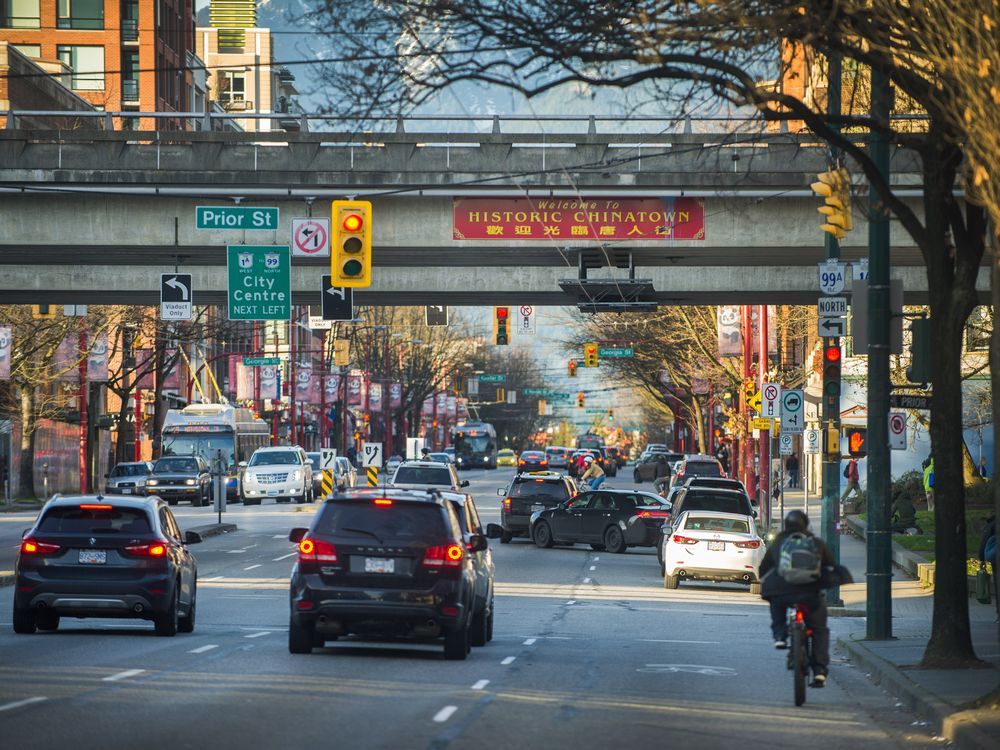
[787, 603, 812, 706]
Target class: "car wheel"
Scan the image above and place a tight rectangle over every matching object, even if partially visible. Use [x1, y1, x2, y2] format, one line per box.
[604, 526, 627, 554]
[288, 617, 314, 654]
[590, 543, 605, 551]
[633, 471, 642, 483]
[36, 611, 59, 632]
[178, 583, 196, 633]
[443, 623, 470, 660]
[486, 604, 495, 642]
[154, 588, 179, 637]
[749, 582, 762, 595]
[664, 573, 680, 590]
[469, 608, 488, 647]
[533, 521, 554, 549]
[12, 606, 36, 634]
[660, 559, 666, 577]
[500, 529, 513, 544]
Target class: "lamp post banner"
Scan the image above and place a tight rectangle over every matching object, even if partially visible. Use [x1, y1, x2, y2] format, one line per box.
[86, 332, 108, 382]
[0, 326, 11, 380]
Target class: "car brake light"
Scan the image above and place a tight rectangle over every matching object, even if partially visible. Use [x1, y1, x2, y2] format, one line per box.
[735, 540, 761, 549]
[298, 537, 338, 563]
[20, 538, 60, 555]
[422, 543, 464, 567]
[503, 498, 511, 511]
[79, 504, 112, 510]
[637, 511, 670, 518]
[125, 540, 169, 557]
[671, 534, 698, 545]
[374, 498, 393, 506]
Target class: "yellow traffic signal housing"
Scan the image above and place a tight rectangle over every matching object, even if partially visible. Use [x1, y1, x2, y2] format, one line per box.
[811, 167, 853, 239]
[583, 342, 599, 367]
[333, 339, 350, 367]
[825, 426, 840, 455]
[331, 200, 372, 287]
[32, 304, 56, 319]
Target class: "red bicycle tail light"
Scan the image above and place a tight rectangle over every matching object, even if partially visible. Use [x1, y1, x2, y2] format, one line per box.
[20, 538, 60, 555]
[671, 534, 699, 545]
[342, 213, 363, 232]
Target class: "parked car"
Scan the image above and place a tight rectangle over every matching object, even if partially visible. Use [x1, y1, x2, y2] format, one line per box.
[13, 495, 201, 636]
[146, 456, 212, 506]
[544, 446, 571, 469]
[519, 489, 672, 554]
[517, 450, 549, 472]
[390, 460, 468, 491]
[495, 471, 577, 543]
[497, 448, 517, 467]
[669, 455, 726, 490]
[633, 452, 684, 483]
[428, 452, 454, 464]
[439, 490, 495, 646]
[661, 510, 764, 593]
[104, 461, 154, 495]
[334, 456, 357, 490]
[241, 446, 313, 505]
[287, 487, 491, 659]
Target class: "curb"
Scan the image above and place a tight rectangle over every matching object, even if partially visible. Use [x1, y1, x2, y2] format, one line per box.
[0, 572, 13, 587]
[838, 635, 999, 750]
[188, 523, 238, 539]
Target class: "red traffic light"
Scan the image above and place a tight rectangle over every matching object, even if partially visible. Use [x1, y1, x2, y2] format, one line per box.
[342, 213, 364, 232]
[824, 345, 841, 363]
[496, 307, 509, 320]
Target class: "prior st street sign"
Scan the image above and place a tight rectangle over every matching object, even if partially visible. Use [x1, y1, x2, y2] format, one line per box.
[197, 206, 279, 230]
[227, 246, 291, 321]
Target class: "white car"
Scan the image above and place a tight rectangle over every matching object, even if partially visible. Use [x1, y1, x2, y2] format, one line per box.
[241, 447, 313, 505]
[661, 510, 765, 593]
[390, 460, 469, 491]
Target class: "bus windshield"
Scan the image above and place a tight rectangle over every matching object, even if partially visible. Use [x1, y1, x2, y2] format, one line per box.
[161, 432, 236, 466]
[455, 435, 491, 454]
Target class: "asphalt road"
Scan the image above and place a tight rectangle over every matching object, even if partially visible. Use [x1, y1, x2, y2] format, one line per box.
[0, 468, 941, 749]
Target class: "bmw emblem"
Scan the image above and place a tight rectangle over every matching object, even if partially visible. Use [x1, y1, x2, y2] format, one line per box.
[89, 537, 97, 546]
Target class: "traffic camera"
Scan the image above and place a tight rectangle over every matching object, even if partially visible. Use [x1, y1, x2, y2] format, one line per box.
[583, 342, 598, 367]
[331, 200, 372, 287]
[493, 307, 510, 346]
[811, 167, 853, 239]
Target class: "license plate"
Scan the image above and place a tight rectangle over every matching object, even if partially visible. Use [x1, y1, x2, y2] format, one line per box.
[79, 550, 107, 564]
[121, 488, 131, 494]
[707, 541, 726, 552]
[365, 557, 394, 574]
[531, 504, 545, 512]
[267, 489, 281, 496]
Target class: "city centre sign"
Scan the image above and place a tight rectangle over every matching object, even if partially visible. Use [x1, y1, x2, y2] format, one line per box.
[227, 246, 291, 320]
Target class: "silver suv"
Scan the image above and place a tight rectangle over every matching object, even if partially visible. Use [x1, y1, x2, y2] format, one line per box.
[241, 447, 313, 505]
[104, 461, 154, 495]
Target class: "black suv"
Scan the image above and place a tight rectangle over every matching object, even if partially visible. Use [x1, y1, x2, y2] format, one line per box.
[287, 488, 491, 660]
[669, 486, 756, 520]
[440, 491, 495, 646]
[13, 495, 201, 636]
[496, 472, 577, 543]
[146, 456, 212, 506]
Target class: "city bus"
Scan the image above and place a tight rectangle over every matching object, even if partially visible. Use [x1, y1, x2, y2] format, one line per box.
[160, 403, 270, 500]
[450, 422, 498, 470]
[576, 433, 604, 451]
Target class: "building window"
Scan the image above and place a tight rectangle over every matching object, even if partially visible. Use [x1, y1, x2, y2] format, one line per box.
[218, 71, 247, 106]
[965, 306, 991, 352]
[57, 0, 103, 29]
[56, 45, 105, 91]
[11, 43, 41, 58]
[1, 0, 40, 28]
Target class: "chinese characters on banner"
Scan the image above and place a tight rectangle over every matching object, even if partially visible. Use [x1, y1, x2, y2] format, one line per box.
[0, 326, 11, 379]
[453, 197, 706, 241]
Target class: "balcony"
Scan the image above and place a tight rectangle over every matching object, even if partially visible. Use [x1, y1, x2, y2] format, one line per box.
[122, 79, 139, 104]
[221, 98, 254, 112]
[122, 18, 138, 43]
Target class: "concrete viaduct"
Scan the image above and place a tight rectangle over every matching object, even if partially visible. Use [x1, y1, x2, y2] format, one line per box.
[0, 120, 986, 307]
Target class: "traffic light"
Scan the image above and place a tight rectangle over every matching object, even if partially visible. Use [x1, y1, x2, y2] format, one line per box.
[577, 392, 585, 407]
[822, 341, 841, 414]
[31, 304, 56, 319]
[906, 318, 932, 384]
[493, 306, 510, 346]
[583, 342, 598, 367]
[811, 167, 853, 239]
[846, 427, 868, 457]
[568, 360, 577, 377]
[607, 408, 614, 420]
[331, 199, 372, 287]
[538, 399, 547, 416]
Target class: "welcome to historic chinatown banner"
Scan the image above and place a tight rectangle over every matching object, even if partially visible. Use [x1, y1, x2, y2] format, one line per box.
[453, 197, 705, 241]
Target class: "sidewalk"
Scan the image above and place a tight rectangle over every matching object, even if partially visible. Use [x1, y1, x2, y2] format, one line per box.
[779, 487, 999, 749]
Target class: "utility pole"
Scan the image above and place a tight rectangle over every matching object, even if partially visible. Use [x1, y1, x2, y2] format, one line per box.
[758, 304, 771, 526]
[866, 62, 894, 639]
[78, 321, 89, 493]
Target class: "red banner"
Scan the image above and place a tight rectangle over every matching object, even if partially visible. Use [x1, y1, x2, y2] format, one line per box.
[453, 197, 705, 241]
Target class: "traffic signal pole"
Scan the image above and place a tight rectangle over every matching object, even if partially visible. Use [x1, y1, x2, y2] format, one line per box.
[866, 64, 893, 639]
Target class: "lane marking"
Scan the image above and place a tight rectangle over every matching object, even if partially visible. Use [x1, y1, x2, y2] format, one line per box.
[589, 565, 596, 571]
[273, 552, 297, 561]
[244, 631, 271, 639]
[203, 576, 225, 581]
[583, 578, 592, 584]
[433, 706, 458, 723]
[566, 600, 576, 605]
[501, 656, 516, 665]
[272, 535, 286, 539]
[471, 679, 490, 690]
[244, 564, 262, 571]
[593, 556, 600, 561]
[638, 639, 722, 644]
[523, 638, 536, 646]
[189, 645, 219, 654]
[0, 696, 47, 712]
[103, 669, 145, 682]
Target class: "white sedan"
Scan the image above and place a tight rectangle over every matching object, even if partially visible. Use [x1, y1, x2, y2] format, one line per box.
[661, 511, 765, 593]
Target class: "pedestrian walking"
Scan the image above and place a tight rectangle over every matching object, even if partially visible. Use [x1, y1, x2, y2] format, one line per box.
[979, 457, 989, 479]
[922, 456, 935, 511]
[786, 454, 800, 489]
[977, 513, 998, 622]
[840, 457, 862, 509]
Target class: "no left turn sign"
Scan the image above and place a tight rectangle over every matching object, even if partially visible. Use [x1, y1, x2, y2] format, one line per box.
[292, 218, 330, 257]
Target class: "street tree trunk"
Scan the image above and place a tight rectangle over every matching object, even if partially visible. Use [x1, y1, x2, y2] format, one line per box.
[18, 386, 35, 498]
[990, 224, 999, 641]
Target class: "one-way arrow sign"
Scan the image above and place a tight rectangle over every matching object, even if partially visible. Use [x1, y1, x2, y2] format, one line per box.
[161, 273, 192, 320]
[322, 275, 354, 320]
[818, 315, 846, 337]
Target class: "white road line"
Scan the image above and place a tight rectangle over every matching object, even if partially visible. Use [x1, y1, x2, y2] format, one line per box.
[226, 549, 248, 554]
[189, 645, 219, 654]
[0, 696, 47, 713]
[471, 680, 490, 690]
[102, 669, 145, 682]
[638, 639, 722, 644]
[243, 564, 262, 571]
[566, 600, 576, 605]
[523, 638, 536, 646]
[203, 576, 225, 581]
[244, 631, 271, 639]
[593, 556, 600, 561]
[272, 552, 297, 561]
[272, 535, 286, 539]
[433, 706, 458, 723]
[589, 565, 596, 571]
[583, 578, 592, 584]
[501, 656, 516, 665]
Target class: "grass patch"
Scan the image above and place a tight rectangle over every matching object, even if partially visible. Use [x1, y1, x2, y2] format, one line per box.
[890, 509, 993, 565]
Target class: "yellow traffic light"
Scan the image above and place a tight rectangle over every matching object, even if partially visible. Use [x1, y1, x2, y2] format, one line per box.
[333, 339, 350, 367]
[811, 167, 852, 239]
[577, 392, 585, 407]
[568, 360, 577, 377]
[32, 304, 56, 319]
[331, 200, 372, 287]
[583, 342, 599, 367]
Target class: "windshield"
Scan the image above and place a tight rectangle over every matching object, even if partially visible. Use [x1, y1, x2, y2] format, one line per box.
[153, 458, 199, 474]
[250, 451, 301, 467]
[680, 492, 750, 515]
[161, 433, 235, 467]
[393, 466, 452, 485]
[683, 461, 722, 477]
[110, 464, 148, 477]
[683, 515, 751, 534]
[454, 435, 492, 454]
[511, 481, 569, 500]
[429, 453, 450, 463]
[38, 506, 152, 534]
[307, 455, 321, 470]
[315, 502, 447, 544]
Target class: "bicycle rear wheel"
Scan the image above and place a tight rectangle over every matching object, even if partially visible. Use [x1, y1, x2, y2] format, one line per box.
[791, 625, 807, 706]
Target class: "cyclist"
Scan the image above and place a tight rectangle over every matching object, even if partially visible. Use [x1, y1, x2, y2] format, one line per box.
[580, 454, 606, 490]
[759, 510, 835, 688]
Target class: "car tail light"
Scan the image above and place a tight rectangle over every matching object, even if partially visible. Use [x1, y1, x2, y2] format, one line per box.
[503, 498, 511, 512]
[20, 538, 60, 555]
[735, 540, 761, 549]
[637, 511, 670, 518]
[125, 540, 169, 557]
[299, 537, 338, 563]
[671, 534, 699, 545]
[79, 504, 112, 511]
[441, 606, 459, 617]
[422, 543, 464, 568]
[540, 460, 548, 466]
[373, 498, 393, 506]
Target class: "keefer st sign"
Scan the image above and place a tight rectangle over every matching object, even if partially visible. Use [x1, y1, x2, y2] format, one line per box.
[197, 206, 278, 230]
[227, 245, 291, 320]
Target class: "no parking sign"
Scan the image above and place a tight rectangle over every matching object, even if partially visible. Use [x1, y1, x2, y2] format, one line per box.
[519, 305, 535, 335]
[888, 412, 907, 451]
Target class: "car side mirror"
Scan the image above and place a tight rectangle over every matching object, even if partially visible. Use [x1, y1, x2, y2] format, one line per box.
[239, 461, 248, 468]
[468, 534, 488, 552]
[661, 524, 673, 535]
[485, 523, 504, 539]
[288, 527, 308, 543]
[184, 530, 202, 545]
[752, 510, 758, 518]
[497, 488, 506, 496]
[461, 480, 470, 488]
